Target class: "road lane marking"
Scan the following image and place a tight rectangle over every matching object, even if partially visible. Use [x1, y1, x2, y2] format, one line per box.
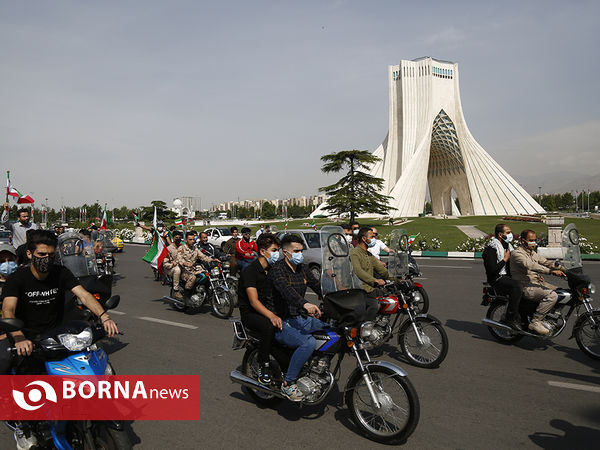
[137, 316, 198, 329]
[419, 265, 471, 269]
[548, 381, 600, 393]
[110, 311, 126, 315]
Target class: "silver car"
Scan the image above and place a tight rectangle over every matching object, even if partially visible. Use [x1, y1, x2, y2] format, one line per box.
[0, 229, 11, 246]
[275, 229, 322, 280]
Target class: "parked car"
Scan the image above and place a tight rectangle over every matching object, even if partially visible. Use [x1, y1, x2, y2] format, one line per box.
[0, 229, 11, 245]
[204, 227, 235, 250]
[275, 229, 322, 280]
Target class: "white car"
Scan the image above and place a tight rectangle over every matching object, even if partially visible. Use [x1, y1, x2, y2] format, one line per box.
[204, 227, 235, 250]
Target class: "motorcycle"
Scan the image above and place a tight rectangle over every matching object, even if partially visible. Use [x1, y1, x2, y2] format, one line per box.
[481, 223, 600, 359]
[92, 232, 117, 276]
[395, 240, 429, 314]
[0, 295, 131, 450]
[364, 229, 448, 368]
[57, 232, 115, 315]
[163, 260, 234, 318]
[229, 226, 419, 444]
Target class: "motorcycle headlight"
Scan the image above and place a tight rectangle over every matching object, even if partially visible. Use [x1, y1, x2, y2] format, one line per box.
[211, 267, 220, 277]
[222, 262, 230, 269]
[57, 327, 93, 351]
[360, 321, 374, 339]
[590, 283, 596, 295]
[106, 252, 113, 257]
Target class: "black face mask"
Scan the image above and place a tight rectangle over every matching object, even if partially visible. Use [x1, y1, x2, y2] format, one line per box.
[32, 254, 55, 273]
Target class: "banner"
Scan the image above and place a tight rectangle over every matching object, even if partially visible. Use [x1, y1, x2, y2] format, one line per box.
[0, 375, 200, 420]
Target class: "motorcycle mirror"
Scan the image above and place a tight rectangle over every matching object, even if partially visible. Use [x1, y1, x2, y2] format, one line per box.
[0, 318, 25, 333]
[104, 295, 121, 310]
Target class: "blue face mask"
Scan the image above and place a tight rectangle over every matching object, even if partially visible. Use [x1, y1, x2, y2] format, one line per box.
[267, 250, 280, 265]
[0, 261, 18, 277]
[289, 251, 304, 265]
[367, 239, 377, 248]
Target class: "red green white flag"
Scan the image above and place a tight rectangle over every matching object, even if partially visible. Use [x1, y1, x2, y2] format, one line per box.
[142, 228, 169, 273]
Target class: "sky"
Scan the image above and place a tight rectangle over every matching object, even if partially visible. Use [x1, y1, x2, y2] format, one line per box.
[1, 0, 598, 210]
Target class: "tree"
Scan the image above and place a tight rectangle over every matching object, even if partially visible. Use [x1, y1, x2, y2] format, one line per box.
[318, 150, 394, 222]
[261, 201, 276, 219]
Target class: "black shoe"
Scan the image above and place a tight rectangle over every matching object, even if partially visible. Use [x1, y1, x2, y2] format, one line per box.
[257, 363, 272, 385]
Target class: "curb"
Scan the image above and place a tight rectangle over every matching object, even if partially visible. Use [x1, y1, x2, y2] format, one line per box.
[409, 250, 600, 261]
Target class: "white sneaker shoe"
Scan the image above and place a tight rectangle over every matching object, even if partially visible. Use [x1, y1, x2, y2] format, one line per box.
[528, 320, 550, 336]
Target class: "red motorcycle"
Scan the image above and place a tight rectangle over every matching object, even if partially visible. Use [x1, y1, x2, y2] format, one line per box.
[360, 230, 448, 368]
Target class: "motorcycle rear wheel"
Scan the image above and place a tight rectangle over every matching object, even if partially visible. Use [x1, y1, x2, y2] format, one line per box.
[398, 316, 448, 368]
[211, 287, 234, 319]
[486, 300, 523, 344]
[574, 311, 600, 360]
[346, 365, 419, 444]
[241, 348, 284, 406]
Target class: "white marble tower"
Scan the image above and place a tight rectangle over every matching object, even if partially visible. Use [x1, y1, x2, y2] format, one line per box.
[313, 57, 544, 217]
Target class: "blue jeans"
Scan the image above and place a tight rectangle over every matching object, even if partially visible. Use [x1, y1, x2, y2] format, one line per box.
[275, 315, 328, 383]
[237, 258, 255, 273]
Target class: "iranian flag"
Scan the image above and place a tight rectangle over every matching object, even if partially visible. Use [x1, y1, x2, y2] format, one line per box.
[175, 217, 185, 227]
[407, 233, 420, 245]
[142, 228, 169, 273]
[6, 172, 35, 204]
[100, 207, 108, 230]
[311, 219, 317, 230]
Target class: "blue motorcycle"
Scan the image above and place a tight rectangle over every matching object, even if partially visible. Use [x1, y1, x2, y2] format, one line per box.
[1, 295, 132, 450]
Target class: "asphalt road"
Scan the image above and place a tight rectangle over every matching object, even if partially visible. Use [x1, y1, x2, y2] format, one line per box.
[2, 245, 600, 449]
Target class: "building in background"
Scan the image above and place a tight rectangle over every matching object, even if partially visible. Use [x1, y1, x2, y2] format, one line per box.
[312, 57, 544, 217]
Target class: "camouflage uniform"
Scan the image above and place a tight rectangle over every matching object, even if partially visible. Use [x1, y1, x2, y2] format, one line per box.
[178, 244, 213, 289]
[163, 243, 182, 289]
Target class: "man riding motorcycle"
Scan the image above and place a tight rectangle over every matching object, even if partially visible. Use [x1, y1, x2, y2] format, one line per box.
[350, 227, 388, 320]
[0, 230, 119, 447]
[482, 224, 523, 331]
[163, 231, 184, 299]
[198, 232, 224, 259]
[268, 234, 325, 401]
[223, 226, 240, 276]
[177, 232, 216, 291]
[237, 233, 282, 384]
[510, 229, 567, 335]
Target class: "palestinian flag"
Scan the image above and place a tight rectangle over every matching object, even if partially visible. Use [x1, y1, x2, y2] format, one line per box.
[142, 228, 169, 273]
[132, 211, 139, 222]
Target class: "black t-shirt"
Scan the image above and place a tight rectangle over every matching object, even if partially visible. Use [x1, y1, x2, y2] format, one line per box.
[3, 265, 80, 338]
[237, 259, 273, 314]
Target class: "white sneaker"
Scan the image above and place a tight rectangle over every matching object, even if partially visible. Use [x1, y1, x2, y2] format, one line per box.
[14, 427, 37, 450]
[281, 382, 304, 402]
[528, 320, 550, 336]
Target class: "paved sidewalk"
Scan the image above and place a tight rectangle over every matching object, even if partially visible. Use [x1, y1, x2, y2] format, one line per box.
[456, 225, 488, 239]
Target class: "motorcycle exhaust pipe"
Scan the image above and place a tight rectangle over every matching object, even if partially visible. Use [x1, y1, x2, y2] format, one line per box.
[481, 318, 513, 331]
[229, 370, 284, 399]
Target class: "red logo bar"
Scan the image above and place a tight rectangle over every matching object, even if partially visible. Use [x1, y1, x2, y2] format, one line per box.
[0, 375, 200, 420]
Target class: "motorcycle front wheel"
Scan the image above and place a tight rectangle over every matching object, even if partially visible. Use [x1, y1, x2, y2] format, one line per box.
[486, 300, 523, 344]
[574, 310, 600, 360]
[241, 347, 284, 406]
[211, 286, 234, 319]
[346, 365, 419, 444]
[398, 316, 448, 368]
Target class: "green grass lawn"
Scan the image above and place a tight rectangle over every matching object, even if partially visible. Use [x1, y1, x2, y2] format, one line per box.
[239, 216, 600, 252]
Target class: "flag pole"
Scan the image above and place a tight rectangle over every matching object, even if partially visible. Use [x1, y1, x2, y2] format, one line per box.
[5, 171, 9, 202]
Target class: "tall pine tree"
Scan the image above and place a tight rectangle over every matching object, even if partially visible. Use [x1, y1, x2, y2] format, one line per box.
[319, 150, 394, 222]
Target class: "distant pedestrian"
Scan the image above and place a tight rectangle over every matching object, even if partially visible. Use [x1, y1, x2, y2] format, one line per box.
[1, 202, 38, 249]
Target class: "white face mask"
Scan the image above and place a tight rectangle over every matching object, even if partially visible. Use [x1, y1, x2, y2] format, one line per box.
[352, 229, 359, 235]
[503, 233, 513, 243]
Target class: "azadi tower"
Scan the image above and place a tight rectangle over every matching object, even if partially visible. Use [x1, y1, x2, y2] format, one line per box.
[313, 57, 544, 217]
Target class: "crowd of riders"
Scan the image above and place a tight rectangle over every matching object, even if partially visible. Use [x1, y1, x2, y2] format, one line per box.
[483, 223, 567, 336]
